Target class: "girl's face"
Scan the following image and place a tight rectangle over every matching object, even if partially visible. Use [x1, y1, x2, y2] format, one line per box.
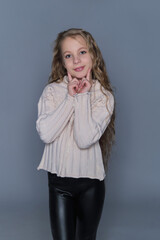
[61, 35, 93, 79]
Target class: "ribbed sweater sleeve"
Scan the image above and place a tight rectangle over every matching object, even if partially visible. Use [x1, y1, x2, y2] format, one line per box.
[36, 84, 74, 143]
[73, 90, 114, 149]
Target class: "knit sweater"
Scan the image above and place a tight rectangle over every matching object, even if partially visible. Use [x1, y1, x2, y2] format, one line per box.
[36, 75, 114, 181]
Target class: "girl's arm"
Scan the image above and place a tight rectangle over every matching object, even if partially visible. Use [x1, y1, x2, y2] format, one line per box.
[36, 84, 74, 143]
[73, 90, 114, 149]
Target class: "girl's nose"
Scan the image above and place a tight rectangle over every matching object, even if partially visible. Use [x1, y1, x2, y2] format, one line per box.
[73, 55, 80, 64]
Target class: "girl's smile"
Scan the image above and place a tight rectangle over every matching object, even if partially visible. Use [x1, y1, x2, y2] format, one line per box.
[74, 66, 85, 72]
[61, 35, 93, 79]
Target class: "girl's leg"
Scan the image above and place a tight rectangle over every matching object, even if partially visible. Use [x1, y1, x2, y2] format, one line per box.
[48, 178, 77, 240]
[76, 179, 105, 240]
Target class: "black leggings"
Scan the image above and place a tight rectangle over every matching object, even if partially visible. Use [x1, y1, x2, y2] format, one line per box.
[47, 172, 105, 240]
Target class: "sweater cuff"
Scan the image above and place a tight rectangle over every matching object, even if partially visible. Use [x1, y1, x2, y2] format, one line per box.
[74, 91, 91, 106]
[67, 93, 75, 101]
[74, 91, 91, 98]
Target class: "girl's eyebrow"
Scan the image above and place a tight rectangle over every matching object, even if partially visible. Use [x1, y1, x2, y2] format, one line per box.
[63, 47, 87, 55]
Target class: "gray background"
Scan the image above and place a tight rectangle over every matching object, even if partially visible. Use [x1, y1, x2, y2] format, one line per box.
[0, 0, 160, 239]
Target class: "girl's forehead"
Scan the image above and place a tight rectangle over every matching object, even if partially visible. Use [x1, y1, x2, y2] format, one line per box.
[61, 35, 87, 49]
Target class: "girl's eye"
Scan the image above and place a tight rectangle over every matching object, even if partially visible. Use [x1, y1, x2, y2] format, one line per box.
[65, 54, 71, 59]
[80, 50, 87, 55]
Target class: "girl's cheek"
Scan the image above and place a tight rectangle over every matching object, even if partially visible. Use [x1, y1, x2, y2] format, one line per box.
[89, 63, 93, 69]
[64, 61, 71, 70]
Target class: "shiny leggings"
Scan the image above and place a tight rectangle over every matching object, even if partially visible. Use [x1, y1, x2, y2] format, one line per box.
[48, 172, 105, 240]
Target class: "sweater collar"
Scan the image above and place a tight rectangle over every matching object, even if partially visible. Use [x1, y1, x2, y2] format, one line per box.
[63, 75, 69, 83]
[63, 75, 97, 84]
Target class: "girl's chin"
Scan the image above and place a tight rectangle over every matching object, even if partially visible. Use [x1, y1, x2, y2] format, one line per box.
[72, 72, 87, 80]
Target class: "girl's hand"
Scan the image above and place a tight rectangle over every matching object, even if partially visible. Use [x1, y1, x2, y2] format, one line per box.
[77, 68, 92, 94]
[67, 72, 80, 97]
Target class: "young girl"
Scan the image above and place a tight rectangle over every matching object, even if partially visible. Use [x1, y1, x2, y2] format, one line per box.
[36, 28, 115, 240]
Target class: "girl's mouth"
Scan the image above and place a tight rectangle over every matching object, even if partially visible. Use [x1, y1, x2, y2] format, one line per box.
[74, 66, 85, 72]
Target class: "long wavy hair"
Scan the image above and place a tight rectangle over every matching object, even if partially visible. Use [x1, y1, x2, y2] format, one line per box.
[48, 28, 116, 172]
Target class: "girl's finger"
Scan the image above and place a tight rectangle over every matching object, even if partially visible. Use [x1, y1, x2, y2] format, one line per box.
[69, 79, 79, 85]
[76, 85, 79, 91]
[86, 68, 91, 81]
[81, 79, 87, 87]
[67, 72, 72, 82]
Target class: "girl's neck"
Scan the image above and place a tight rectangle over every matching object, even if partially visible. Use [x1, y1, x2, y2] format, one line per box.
[77, 78, 83, 81]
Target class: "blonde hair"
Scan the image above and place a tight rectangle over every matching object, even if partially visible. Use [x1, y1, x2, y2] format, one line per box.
[48, 28, 116, 172]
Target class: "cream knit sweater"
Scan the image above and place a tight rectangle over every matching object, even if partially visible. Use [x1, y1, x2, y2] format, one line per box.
[36, 75, 114, 181]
